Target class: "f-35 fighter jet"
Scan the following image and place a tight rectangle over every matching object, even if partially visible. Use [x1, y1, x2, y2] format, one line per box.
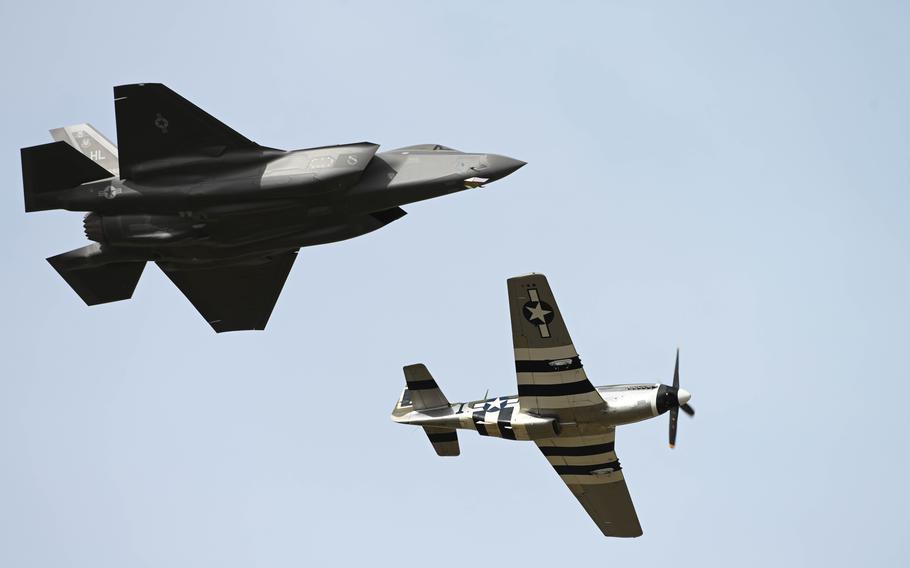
[392, 273, 695, 538]
[21, 84, 524, 332]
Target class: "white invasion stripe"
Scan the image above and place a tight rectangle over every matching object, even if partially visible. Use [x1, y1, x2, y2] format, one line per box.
[539, 432, 615, 447]
[516, 369, 588, 384]
[546, 453, 618, 466]
[561, 472, 626, 485]
[538, 323, 550, 338]
[529, 289, 540, 302]
[514, 345, 578, 361]
[487, 408, 502, 437]
[518, 392, 605, 409]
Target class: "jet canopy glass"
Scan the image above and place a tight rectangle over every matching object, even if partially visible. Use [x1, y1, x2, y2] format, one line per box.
[393, 144, 460, 152]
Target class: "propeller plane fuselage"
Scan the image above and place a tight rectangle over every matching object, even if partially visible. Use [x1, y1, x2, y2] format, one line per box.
[393, 383, 680, 439]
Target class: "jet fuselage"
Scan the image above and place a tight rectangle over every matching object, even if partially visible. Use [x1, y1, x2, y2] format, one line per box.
[21, 82, 525, 331]
[46, 144, 523, 267]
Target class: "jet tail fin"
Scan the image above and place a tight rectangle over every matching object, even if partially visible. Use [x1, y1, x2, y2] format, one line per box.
[47, 244, 146, 305]
[403, 364, 450, 411]
[21, 141, 113, 212]
[50, 123, 120, 177]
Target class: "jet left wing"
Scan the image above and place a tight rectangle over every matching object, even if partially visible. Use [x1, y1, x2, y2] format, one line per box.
[536, 429, 643, 537]
[157, 251, 297, 332]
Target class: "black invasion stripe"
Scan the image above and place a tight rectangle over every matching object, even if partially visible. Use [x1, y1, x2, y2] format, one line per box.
[540, 442, 615, 456]
[517, 379, 595, 397]
[406, 379, 437, 391]
[498, 406, 516, 440]
[515, 356, 583, 373]
[473, 409, 490, 436]
[426, 431, 458, 443]
[554, 461, 621, 476]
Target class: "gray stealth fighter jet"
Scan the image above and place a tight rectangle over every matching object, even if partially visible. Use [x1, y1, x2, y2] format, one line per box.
[392, 273, 695, 538]
[21, 84, 524, 332]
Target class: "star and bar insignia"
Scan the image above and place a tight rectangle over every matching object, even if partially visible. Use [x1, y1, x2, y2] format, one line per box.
[522, 288, 554, 338]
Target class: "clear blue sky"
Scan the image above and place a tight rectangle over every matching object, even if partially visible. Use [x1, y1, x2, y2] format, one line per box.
[1, 1, 908, 566]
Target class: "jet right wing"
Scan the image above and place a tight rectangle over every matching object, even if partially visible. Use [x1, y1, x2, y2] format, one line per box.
[114, 83, 262, 180]
[508, 274, 604, 420]
[157, 251, 298, 332]
[536, 429, 643, 538]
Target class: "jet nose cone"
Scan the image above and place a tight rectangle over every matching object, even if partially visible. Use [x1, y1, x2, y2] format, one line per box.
[485, 154, 526, 179]
[677, 388, 692, 406]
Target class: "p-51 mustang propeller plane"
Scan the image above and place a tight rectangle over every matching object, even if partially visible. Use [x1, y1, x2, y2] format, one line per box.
[21, 84, 525, 332]
[392, 273, 695, 537]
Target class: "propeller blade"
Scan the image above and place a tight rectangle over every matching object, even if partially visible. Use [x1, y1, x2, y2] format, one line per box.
[669, 406, 679, 448]
[672, 348, 680, 390]
[681, 403, 695, 417]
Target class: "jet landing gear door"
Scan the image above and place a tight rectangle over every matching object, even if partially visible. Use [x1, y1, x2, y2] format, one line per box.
[260, 143, 379, 195]
[458, 154, 488, 188]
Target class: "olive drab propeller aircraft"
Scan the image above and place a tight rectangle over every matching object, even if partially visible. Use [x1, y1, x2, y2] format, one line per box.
[392, 273, 695, 538]
[21, 84, 525, 332]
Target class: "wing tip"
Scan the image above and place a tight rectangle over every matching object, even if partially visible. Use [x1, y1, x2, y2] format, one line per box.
[114, 82, 165, 90]
[507, 272, 550, 287]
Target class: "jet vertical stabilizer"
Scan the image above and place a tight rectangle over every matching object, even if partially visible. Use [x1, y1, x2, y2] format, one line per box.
[50, 123, 120, 177]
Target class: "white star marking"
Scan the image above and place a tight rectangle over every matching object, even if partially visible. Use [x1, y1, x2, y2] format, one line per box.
[525, 302, 552, 323]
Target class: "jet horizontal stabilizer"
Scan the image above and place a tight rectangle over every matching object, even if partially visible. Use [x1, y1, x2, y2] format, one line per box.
[47, 245, 146, 305]
[21, 142, 114, 212]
